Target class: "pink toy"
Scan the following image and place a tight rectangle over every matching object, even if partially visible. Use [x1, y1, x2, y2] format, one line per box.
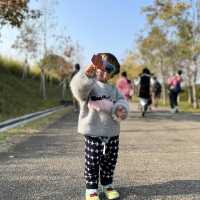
[88, 99, 114, 113]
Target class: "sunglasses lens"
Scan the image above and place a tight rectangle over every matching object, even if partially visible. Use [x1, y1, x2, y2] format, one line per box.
[105, 63, 115, 74]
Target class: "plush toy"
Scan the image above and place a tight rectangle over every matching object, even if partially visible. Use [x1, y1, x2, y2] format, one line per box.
[88, 99, 114, 113]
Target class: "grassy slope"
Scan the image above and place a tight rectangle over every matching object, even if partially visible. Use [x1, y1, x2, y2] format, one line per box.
[0, 68, 71, 122]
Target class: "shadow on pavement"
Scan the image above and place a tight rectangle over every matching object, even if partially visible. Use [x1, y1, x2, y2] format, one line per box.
[128, 110, 200, 123]
[0, 111, 82, 161]
[119, 180, 200, 199]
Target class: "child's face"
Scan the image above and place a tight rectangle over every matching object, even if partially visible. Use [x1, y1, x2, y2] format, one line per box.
[96, 69, 112, 82]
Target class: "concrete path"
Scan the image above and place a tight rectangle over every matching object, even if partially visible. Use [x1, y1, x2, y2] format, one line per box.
[0, 105, 200, 200]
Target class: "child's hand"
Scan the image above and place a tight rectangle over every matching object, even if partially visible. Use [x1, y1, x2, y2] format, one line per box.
[85, 54, 104, 77]
[91, 54, 104, 70]
[85, 64, 96, 77]
[115, 106, 127, 120]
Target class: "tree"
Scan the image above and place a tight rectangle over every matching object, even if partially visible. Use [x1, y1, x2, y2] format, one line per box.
[140, 0, 200, 108]
[138, 26, 174, 104]
[121, 51, 142, 78]
[52, 32, 82, 65]
[189, 0, 200, 108]
[0, 0, 40, 29]
[37, 0, 58, 99]
[12, 17, 40, 78]
[40, 53, 72, 100]
[49, 32, 83, 98]
[38, 0, 82, 100]
[0, 0, 28, 27]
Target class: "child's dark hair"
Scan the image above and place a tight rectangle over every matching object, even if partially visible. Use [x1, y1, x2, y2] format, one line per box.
[121, 71, 127, 77]
[178, 70, 182, 75]
[142, 67, 150, 75]
[98, 53, 120, 75]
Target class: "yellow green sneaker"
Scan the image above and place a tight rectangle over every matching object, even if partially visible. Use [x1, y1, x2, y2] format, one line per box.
[103, 188, 120, 200]
[85, 193, 100, 200]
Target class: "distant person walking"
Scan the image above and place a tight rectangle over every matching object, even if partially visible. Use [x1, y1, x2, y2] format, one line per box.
[167, 70, 183, 113]
[116, 71, 133, 101]
[70, 63, 80, 112]
[138, 68, 151, 117]
[127, 79, 134, 101]
[151, 76, 162, 108]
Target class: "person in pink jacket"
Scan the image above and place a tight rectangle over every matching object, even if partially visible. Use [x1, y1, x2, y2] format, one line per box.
[167, 70, 183, 113]
[116, 71, 132, 100]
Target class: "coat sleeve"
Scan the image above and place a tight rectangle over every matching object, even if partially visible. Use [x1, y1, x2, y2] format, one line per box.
[70, 69, 95, 102]
[111, 88, 129, 120]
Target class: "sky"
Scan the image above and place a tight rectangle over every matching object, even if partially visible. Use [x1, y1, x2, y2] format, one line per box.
[0, 0, 153, 66]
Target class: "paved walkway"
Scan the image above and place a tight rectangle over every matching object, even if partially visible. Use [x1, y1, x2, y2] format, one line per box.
[0, 105, 200, 200]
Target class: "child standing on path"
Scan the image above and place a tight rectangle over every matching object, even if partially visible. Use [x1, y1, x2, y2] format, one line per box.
[70, 53, 129, 200]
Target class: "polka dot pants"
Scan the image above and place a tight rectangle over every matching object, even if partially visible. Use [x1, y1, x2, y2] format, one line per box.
[84, 135, 119, 189]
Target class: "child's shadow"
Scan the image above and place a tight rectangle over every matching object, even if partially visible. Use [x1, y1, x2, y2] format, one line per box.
[100, 180, 200, 199]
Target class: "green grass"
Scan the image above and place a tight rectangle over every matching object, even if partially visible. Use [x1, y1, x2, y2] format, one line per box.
[159, 100, 200, 113]
[0, 61, 72, 122]
[0, 56, 23, 77]
[0, 107, 71, 143]
[177, 102, 200, 113]
[133, 95, 200, 113]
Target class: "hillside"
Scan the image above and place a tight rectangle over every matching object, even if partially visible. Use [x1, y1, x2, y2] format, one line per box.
[0, 59, 72, 122]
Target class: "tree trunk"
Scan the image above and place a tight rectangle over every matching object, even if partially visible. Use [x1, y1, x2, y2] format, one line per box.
[191, 63, 199, 109]
[40, 68, 47, 100]
[159, 56, 167, 105]
[161, 83, 167, 105]
[185, 65, 193, 105]
[177, 95, 180, 103]
[22, 57, 29, 79]
[187, 85, 193, 104]
[192, 81, 199, 108]
[62, 78, 67, 100]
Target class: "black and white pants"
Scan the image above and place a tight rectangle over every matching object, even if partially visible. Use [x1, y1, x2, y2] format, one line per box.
[84, 135, 119, 189]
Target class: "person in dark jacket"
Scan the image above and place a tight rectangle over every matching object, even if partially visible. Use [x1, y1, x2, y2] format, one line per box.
[138, 68, 151, 116]
[151, 76, 162, 108]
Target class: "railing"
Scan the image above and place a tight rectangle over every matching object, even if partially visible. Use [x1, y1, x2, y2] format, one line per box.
[0, 106, 64, 132]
